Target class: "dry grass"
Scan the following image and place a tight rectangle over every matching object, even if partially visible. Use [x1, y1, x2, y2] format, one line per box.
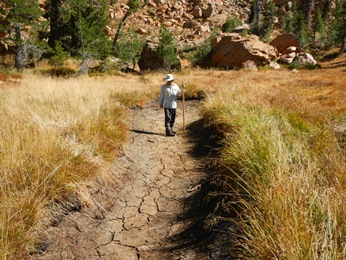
[197, 67, 346, 258]
[0, 66, 345, 258]
[0, 72, 162, 258]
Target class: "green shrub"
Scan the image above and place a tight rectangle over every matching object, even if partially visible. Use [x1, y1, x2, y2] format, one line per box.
[43, 67, 76, 77]
[288, 61, 318, 70]
[222, 16, 242, 33]
[188, 33, 216, 65]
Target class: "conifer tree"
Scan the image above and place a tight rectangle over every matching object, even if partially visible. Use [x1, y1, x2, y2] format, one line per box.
[114, 27, 144, 69]
[312, 9, 326, 49]
[259, 0, 276, 41]
[332, 0, 346, 52]
[52, 0, 111, 73]
[282, 0, 310, 47]
[49, 41, 68, 68]
[0, 0, 43, 70]
[156, 25, 179, 70]
[45, 0, 63, 50]
[113, 0, 146, 49]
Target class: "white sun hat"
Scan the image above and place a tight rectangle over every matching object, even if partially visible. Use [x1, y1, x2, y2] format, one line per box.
[164, 74, 174, 82]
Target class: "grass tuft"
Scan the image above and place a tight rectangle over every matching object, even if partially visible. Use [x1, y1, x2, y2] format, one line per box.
[200, 68, 346, 258]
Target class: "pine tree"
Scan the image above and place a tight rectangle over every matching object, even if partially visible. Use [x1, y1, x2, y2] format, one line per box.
[49, 41, 68, 68]
[114, 27, 144, 69]
[332, 0, 346, 52]
[282, 0, 310, 47]
[113, 0, 146, 49]
[156, 25, 179, 70]
[53, 0, 111, 73]
[312, 9, 326, 49]
[259, 0, 276, 41]
[45, 0, 63, 50]
[0, 0, 43, 70]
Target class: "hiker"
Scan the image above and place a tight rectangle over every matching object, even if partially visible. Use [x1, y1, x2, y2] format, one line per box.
[159, 74, 184, 136]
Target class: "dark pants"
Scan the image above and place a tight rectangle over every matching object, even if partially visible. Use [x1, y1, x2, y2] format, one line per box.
[164, 108, 176, 134]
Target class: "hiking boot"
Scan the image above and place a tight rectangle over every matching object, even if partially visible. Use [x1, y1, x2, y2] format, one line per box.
[166, 132, 175, 137]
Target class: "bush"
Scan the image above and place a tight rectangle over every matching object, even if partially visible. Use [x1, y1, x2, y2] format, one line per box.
[222, 16, 242, 33]
[43, 67, 76, 77]
[188, 33, 216, 65]
[288, 61, 318, 70]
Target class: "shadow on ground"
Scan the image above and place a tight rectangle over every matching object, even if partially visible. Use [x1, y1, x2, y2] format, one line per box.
[167, 118, 238, 259]
[130, 129, 165, 136]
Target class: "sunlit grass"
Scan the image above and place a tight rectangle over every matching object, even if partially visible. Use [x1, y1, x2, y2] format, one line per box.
[0, 66, 345, 258]
[199, 68, 346, 258]
[0, 73, 161, 258]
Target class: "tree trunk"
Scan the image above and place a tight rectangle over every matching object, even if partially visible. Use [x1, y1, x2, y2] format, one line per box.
[113, 0, 147, 49]
[112, 11, 130, 48]
[306, 0, 315, 29]
[14, 23, 24, 71]
[47, 0, 63, 49]
[254, 0, 261, 25]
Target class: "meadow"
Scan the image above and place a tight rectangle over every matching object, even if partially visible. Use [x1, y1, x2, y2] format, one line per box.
[0, 65, 345, 258]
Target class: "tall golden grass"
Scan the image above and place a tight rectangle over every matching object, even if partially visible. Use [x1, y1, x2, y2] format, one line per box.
[0, 67, 345, 258]
[0, 72, 160, 258]
[199, 68, 346, 258]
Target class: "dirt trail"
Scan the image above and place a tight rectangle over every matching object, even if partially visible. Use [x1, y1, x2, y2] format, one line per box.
[33, 100, 215, 259]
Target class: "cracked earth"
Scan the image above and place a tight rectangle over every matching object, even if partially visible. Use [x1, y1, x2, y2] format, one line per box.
[33, 100, 214, 259]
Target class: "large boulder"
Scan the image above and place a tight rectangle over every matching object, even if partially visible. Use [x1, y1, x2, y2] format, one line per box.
[138, 41, 181, 71]
[197, 33, 278, 69]
[270, 33, 300, 53]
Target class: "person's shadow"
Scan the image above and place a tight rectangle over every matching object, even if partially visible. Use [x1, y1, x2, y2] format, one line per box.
[130, 129, 165, 136]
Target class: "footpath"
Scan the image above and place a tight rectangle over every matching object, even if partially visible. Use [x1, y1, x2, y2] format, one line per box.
[33, 100, 221, 259]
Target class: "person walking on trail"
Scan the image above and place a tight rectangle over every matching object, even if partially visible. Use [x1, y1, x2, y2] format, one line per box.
[159, 74, 184, 137]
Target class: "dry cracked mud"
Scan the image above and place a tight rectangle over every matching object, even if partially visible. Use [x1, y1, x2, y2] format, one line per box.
[32, 100, 223, 260]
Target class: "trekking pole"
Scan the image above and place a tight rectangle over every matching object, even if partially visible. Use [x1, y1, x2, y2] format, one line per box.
[175, 78, 186, 132]
[182, 82, 186, 132]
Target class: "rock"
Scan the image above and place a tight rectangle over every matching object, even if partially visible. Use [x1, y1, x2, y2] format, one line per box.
[192, 6, 203, 18]
[295, 52, 317, 65]
[104, 26, 114, 36]
[269, 61, 281, 69]
[270, 33, 300, 53]
[197, 33, 278, 69]
[138, 40, 181, 71]
[279, 52, 296, 64]
[200, 23, 211, 32]
[202, 3, 215, 18]
[273, 0, 291, 5]
[282, 46, 297, 54]
[137, 28, 147, 35]
[183, 20, 199, 29]
[242, 60, 258, 71]
[0, 31, 7, 39]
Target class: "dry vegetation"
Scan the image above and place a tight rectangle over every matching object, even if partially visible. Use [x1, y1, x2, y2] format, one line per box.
[198, 67, 346, 258]
[0, 72, 160, 258]
[0, 65, 345, 258]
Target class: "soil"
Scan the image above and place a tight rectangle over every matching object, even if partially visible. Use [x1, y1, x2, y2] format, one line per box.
[31, 100, 226, 260]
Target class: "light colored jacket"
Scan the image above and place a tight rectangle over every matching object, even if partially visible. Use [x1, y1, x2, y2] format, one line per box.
[159, 83, 182, 109]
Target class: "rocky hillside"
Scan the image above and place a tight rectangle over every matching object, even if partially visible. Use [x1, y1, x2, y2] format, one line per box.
[0, 0, 339, 69]
[108, 0, 335, 50]
[108, 0, 252, 49]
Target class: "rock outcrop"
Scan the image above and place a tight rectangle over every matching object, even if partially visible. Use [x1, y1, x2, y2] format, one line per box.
[270, 34, 300, 53]
[197, 33, 278, 69]
[270, 34, 317, 66]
